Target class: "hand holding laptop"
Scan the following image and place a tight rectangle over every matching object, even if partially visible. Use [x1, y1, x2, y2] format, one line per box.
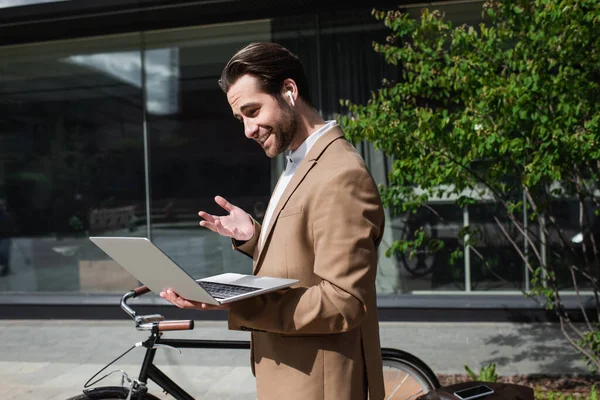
[89, 237, 298, 305]
[160, 289, 231, 311]
[199, 196, 254, 241]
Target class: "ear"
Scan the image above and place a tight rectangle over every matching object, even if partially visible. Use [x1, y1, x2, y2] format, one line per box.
[281, 78, 298, 104]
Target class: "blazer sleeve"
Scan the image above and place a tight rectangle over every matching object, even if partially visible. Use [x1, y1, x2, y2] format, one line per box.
[231, 217, 262, 259]
[228, 166, 384, 335]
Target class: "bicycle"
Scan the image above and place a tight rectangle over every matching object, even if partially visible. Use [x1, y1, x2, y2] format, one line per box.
[66, 285, 440, 400]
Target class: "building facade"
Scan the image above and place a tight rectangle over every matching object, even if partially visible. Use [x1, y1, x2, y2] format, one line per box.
[0, 0, 587, 320]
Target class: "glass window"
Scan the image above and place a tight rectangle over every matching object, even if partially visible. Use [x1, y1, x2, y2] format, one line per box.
[548, 199, 596, 291]
[0, 33, 145, 292]
[143, 21, 274, 279]
[391, 203, 466, 292]
[315, 8, 400, 119]
[0, 0, 69, 9]
[468, 202, 526, 291]
[5, 1, 579, 299]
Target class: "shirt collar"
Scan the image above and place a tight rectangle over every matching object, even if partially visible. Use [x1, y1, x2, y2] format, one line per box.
[286, 120, 337, 167]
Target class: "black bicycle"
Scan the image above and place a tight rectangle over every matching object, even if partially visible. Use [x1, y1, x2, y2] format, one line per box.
[66, 286, 440, 400]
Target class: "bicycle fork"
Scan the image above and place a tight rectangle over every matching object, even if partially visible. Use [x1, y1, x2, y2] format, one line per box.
[134, 330, 196, 400]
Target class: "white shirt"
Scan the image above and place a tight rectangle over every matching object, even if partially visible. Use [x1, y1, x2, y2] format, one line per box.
[259, 120, 337, 247]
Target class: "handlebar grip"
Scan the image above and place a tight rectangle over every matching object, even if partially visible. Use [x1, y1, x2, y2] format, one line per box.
[158, 320, 195, 331]
[133, 286, 151, 297]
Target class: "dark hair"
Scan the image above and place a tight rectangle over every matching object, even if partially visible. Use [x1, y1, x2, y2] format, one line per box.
[219, 42, 313, 106]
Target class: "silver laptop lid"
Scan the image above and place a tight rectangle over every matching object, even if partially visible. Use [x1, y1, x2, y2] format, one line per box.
[89, 236, 218, 304]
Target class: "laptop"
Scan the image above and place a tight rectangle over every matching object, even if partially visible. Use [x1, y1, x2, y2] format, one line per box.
[89, 236, 298, 305]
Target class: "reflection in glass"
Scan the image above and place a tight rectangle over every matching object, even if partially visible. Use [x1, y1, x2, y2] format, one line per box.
[391, 204, 465, 292]
[143, 21, 273, 278]
[0, 0, 68, 9]
[316, 8, 400, 119]
[468, 202, 525, 291]
[1, 1, 574, 298]
[64, 47, 180, 116]
[0, 199, 15, 277]
[548, 199, 595, 291]
[0, 34, 145, 293]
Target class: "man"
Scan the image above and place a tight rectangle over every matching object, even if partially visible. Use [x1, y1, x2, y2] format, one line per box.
[161, 42, 385, 400]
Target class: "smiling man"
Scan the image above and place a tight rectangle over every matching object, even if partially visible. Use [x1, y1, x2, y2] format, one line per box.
[160, 42, 386, 400]
[229, 73, 299, 158]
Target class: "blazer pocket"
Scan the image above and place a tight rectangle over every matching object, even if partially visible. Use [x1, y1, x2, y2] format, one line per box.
[279, 205, 303, 219]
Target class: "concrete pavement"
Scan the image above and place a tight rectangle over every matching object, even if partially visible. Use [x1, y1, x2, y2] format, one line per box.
[0, 319, 589, 399]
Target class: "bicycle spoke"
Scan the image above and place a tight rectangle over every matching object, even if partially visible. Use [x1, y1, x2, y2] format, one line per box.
[384, 367, 426, 400]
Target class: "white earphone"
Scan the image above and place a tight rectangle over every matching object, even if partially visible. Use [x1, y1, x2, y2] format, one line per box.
[286, 90, 295, 107]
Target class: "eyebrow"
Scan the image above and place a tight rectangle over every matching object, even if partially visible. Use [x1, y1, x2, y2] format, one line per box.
[233, 102, 261, 118]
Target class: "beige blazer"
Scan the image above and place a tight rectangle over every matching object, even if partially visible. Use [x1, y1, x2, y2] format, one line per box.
[229, 126, 385, 400]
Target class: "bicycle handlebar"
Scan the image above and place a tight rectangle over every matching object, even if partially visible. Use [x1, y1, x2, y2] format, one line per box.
[133, 285, 151, 297]
[121, 286, 194, 332]
[158, 320, 195, 331]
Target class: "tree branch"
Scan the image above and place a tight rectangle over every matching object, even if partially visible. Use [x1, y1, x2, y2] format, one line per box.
[569, 265, 594, 333]
[493, 216, 537, 274]
[560, 315, 600, 372]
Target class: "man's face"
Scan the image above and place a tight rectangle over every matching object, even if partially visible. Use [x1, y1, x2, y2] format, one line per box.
[227, 75, 297, 158]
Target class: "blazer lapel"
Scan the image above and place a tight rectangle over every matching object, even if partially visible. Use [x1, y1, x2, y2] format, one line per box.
[253, 126, 344, 274]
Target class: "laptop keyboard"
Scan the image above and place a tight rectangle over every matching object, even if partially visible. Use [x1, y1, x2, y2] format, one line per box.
[198, 281, 261, 299]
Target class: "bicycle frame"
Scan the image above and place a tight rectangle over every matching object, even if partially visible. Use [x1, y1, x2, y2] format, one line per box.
[79, 286, 440, 399]
[135, 328, 251, 400]
[82, 287, 252, 400]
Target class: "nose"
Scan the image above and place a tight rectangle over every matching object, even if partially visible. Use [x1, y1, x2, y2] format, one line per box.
[244, 120, 259, 139]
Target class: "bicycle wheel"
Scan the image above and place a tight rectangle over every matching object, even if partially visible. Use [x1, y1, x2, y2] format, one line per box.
[65, 386, 161, 400]
[382, 348, 440, 400]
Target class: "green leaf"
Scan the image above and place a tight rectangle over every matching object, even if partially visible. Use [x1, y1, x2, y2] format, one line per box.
[343, 3, 600, 374]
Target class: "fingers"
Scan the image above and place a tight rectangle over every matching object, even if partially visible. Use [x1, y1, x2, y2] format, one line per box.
[199, 212, 220, 233]
[199, 220, 218, 233]
[198, 211, 216, 223]
[215, 196, 234, 213]
[160, 290, 201, 309]
[198, 214, 234, 237]
[160, 290, 229, 311]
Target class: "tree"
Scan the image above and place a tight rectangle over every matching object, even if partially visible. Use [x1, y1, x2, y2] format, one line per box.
[341, 0, 600, 372]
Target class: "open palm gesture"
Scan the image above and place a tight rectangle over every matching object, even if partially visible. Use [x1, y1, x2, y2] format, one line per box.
[198, 196, 254, 241]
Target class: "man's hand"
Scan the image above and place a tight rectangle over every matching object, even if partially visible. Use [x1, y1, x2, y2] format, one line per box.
[198, 196, 254, 241]
[160, 289, 231, 311]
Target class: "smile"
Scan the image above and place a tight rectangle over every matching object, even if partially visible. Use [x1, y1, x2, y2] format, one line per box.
[258, 132, 271, 145]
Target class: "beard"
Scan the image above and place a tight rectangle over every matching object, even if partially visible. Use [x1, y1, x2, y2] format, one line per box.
[262, 97, 298, 158]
